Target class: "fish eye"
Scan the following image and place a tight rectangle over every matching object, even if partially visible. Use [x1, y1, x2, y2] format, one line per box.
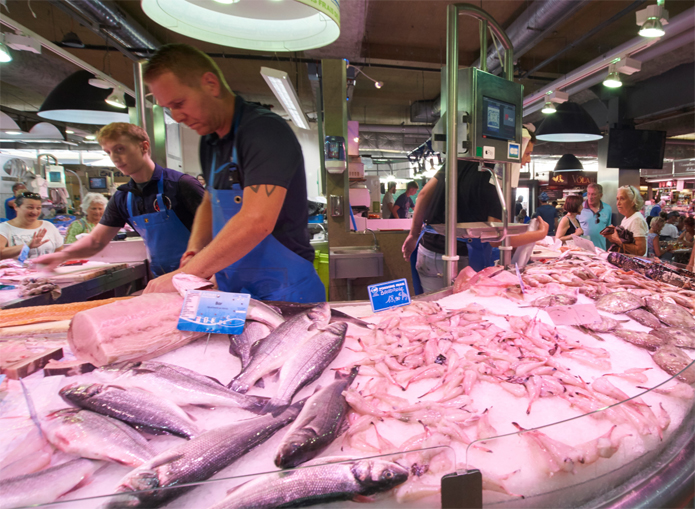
[384, 471, 394, 479]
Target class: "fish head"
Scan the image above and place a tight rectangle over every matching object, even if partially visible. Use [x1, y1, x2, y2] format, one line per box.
[276, 431, 319, 467]
[325, 321, 348, 337]
[351, 459, 409, 495]
[122, 469, 162, 493]
[307, 302, 332, 328]
[44, 408, 81, 422]
[59, 383, 104, 402]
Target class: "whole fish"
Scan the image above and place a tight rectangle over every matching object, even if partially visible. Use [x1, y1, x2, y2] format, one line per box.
[652, 344, 695, 384]
[530, 294, 577, 308]
[595, 292, 644, 314]
[644, 298, 695, 328]
[230, 303, 332, 394]
[60, 382, 199, 439]
[0, 459, 98, 509]
[612, 330, 668, 352]
[651, 327, 695, 350]
[98, 360, 268, 412]
[42, 408, 154, 466]
[229, 321, 270, 370]
[247, 299, 286, 330]
[626, 309, 662, 329]
[108, 400, 304, 508]
[582, 315, 621, 333]
[275, 367, 359, 468]
[271, 302, 372, 328]
[206, 458, 409, 509]
[263, 322, 347, 416]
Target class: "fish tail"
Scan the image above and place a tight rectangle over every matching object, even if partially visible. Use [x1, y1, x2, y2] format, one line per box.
[335, 365, 360, 384]
[262, 398, 290, 417]
[228, 378, 250, 393]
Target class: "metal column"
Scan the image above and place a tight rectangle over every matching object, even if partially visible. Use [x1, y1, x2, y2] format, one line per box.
[134, 60, 148, 131]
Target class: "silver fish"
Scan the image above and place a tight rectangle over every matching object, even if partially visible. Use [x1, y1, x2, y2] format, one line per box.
[42, 408, 154, 466]
[531, 294, 577, 308]
[207, 458, 409, 509]
[98, 361, 268, 413]
[60, 382, 199, 439]
[275, 367, 359, 468]
[595, 292, 644, 314]
[644, 298, 695, 328]
[271, 302, 372, 329]
[612, 330, 669, 352]
[229, 321, 270, 370]
[651, 327, 695, 350]
[263, 322, 347, 416]
[108, 400, 304, 508]
[626, 309, 662, 329]
[248, 299, 286, 329]
[652, 344, 695, 384]
[230, 303, 332, 394]
[0, 459, 98, 509]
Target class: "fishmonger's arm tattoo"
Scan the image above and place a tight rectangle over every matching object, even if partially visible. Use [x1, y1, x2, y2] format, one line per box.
[248, 185, 278, 197]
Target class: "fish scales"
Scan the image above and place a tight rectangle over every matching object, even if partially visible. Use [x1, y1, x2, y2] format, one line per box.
[612, 330, 668, 351]
[108, 401, 304, 508]
[626, 309, 663, 329]
[275, 367, 359, 468]
[60, 383, 198, 438]
[264, 322, 347, 416]
[645, 298, 695, 328]
[247, 300, 286, 329]
[206, 459, 409, 509]
[652, 345, 695, 384]
[229, 321, 270, 370]
[650, 327, 695, 350]
[230, 303, 331, 394]
[595, 292, 644, 314]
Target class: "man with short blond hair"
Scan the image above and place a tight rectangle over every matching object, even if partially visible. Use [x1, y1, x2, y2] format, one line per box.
[578, 182, 612, 250]
[35, 122, 204, 276]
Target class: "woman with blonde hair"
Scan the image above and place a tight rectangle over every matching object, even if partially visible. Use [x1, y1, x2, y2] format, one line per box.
[647, 216, 673, 259]
[601, 185, 648, 255]
[65, 193, 108, 244]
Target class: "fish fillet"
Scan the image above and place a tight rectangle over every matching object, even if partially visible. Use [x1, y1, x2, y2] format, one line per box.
[0, 297, 132, 328]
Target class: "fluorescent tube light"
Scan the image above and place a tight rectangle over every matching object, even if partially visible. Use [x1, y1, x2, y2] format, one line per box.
[260, 67, 310, 130]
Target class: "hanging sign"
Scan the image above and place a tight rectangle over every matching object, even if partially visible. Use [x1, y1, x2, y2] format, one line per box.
[177, 290, 250, 335]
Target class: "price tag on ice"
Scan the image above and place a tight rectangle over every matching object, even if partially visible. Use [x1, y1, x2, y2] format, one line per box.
[177, 290, 250, 335]
[368, 278, 410, 313]
[546, 303, 602, 326]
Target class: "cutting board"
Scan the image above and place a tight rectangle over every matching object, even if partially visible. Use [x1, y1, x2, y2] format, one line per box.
[48, 263, 128, 283]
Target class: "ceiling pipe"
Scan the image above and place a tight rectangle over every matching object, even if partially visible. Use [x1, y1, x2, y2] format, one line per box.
[523, 6, 695, 116]
[473, 0, 591, 74]
[359, 125, 432, 135]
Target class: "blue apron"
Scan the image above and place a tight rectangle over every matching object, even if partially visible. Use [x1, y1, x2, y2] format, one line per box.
[127, 178, 190, 277]
[208, 114, 325, 303]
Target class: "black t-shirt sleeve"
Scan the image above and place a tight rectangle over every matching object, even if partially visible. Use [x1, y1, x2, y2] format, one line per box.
[238, 118, 302, 189]
[484, 183, 503, 220]
[177, 174, 205, 215]
[100, 192, 127, 228]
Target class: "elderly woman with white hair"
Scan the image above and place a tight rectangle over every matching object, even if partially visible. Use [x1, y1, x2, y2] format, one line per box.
[601, 185, 648, 256]
[65, 193, 108, 244]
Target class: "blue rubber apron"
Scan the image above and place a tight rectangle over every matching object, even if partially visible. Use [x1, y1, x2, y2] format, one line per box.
[127, 178, 190, 277]
[208, 114, 325, 303]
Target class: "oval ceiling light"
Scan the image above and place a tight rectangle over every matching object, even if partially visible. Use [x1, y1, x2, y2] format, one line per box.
[141, 0, 341, 51]
[536, 102, 603, 142]
[639, 17, 665, 37]
[38, 70, 133, 125]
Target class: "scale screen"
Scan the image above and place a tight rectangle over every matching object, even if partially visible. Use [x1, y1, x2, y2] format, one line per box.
[48, 171, 63, 183]
[482, 96, 516, 141]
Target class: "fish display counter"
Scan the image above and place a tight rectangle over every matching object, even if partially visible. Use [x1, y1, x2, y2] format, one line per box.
[0, 250, 694, 509]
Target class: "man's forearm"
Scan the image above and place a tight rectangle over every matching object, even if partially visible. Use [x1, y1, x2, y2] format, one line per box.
[186, 192, 213, 253]
[61, 230, 113, 259]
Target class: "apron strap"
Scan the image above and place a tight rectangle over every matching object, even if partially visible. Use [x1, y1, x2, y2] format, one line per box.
[126, 191, 135, 218]
[155, 177, 166, 212]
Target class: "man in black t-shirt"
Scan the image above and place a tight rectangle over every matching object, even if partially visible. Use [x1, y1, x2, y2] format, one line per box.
[393, 181, 419, 218]
[142, 44, 324, 301]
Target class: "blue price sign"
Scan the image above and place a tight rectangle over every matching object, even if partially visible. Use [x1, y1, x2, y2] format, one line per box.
[177, 290, 250, 335]
[368, 278, 411, 313]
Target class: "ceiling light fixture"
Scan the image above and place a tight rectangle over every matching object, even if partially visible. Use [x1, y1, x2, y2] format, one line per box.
[541, 101, 556, 114]
[346, 62, 385, 89]
[541, 90, 568, 114]
[0, 112, 21, 133]
[636, 2, 668, 38]
[85, 135, 96, 140]
[260, 67, 310, 130]
[603, 65, 622, 88]
[0, 34, 12, 63]
[553, 154, 584, 172]
[4, 130, 22, 135]
[65, 129, 75, 134]
[105, 88, 128, 109]
[61, 31, 85, 49]
[536, 102, 603, 143]
[142, 0, 339, 52]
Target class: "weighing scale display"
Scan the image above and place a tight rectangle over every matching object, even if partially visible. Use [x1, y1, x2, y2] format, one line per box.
[482, 96, 516, 141]
[89, 177, 107, 190]
[48, 171, 63, 183]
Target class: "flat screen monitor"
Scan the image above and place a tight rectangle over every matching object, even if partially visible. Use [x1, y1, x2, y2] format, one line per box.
[607, 129, 666, 169]
[48, 171, 63, 183]
[89, 177, 107, 190]
[481, 96, 516, 141]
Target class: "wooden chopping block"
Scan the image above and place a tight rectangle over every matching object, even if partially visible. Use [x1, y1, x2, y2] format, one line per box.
[1, 347, 63, 379]
[44, 359, 96, 377]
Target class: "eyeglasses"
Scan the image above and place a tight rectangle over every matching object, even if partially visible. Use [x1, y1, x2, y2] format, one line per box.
[19, 191, 41, 200]
[593, 211, 600, 224]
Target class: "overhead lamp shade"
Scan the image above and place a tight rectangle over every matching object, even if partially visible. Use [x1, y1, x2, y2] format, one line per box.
[536, 102, 603, 142]
[28, 122, 65, 140]
[0, 112, 22, 133]
[553, 153, 584, 172]
[141, 0, 340, 52]
[38, 70, 133, 124]
[61, 31, 85, 48]
[639, 17, 665, 38]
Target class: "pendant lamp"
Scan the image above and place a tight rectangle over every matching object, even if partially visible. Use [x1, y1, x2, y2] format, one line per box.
[553, 154, 584, 172]
[141, 0, 340, 51]
[536, 102, 603, 142]
[38, 70, 134, 124]
[0, 112, 23, 134]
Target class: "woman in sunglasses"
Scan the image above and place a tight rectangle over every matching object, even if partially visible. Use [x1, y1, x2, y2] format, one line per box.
[0, 191, 63, 260]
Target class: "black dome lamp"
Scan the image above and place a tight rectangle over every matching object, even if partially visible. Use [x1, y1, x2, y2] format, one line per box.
[553, 153, 584, 172]
[61, 31, 85, 48]
[536, 102, 603, 142]
[38, 70, 133, 124]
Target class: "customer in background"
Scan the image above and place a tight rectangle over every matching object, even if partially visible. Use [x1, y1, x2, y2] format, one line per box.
[677, 216, 694, 247]
[64, 193, 108, 244]
[0, 191, 63, 259]
[381, 182, 397, 219]
[660, 211, 680, 239]
[4, 182, 27, 220]
[555, 195, 584, 244]
[649, 199, 664, 217]
[601, 185, 648, 256]
[577, 183, 612, 250]
[647, 217, 673, 259]
[533, 192, 559, 236]
[514, 195, 523, 219]
[393, 181, 419, 219]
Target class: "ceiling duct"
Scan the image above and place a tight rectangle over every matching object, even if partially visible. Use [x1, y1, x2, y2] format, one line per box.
[473, 0, 590, 75]
[410, 97, 441, 124]
[58, 0, 160, 58]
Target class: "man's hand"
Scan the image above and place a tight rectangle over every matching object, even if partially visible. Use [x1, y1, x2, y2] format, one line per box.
[144, 269, 181, 294]
[536, 216, 550, 237]
[402, 233, 418, 261]
[32, 251, 69, 271]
